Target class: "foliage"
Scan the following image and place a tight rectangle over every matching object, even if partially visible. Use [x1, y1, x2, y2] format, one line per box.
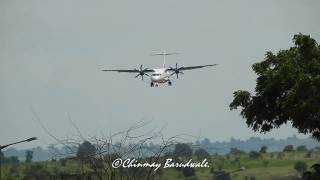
[25, 150, 33, 163]
[194, 148, 210, 160]
[173, 143, 192, 158]
[24, 163, 49, 178]
[283, 145, 294, 152]
[181, 167, 196, 177]
[213, 170, 231, 180]
[0, 153, 19, 164]
[1, 150, 319, 180]
[297, 145, 308, 152]
[259, 146, 268, 153]
[294, 161, 307, 174]
[303, 163, 320, 180]
[76, 141, 96, 160]
[249, 151, 261, 159]
[230, 148, 244, 155]
[230, 34, 320, 139]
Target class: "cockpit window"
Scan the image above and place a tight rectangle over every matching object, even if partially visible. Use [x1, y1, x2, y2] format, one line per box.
[152, 74, 161, 76]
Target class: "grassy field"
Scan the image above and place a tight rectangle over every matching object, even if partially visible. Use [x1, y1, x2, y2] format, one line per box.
[159, 151, 320, 180]
[1, 151, 320, 179]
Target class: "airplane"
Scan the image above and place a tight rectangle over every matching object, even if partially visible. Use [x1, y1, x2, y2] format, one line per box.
[102, 51, 218, 87]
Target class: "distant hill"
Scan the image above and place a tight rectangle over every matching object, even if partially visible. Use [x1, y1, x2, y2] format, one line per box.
[3, 135, 320, 161]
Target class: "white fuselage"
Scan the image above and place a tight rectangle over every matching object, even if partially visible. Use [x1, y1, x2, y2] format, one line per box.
[150, 68, 170, 83]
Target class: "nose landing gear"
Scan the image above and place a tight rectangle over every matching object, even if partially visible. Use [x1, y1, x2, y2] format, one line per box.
[150, 82, 154, 87]
[168, 81, 172, 86]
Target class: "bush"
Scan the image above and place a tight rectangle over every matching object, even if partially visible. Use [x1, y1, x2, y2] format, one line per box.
[194, 148, 210, 160]
[24, 163, 49, 178]
[249, 151, 261, 159]
[182, 167, 195, 177]
[294, 161, 307, 175]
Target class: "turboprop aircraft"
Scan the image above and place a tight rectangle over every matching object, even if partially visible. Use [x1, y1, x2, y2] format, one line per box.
[102, 51, 218, 87]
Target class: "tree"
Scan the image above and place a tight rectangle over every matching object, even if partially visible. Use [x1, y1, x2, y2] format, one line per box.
[249, 151, 261, 159]
[0, 151, 4, 163]
[283, 145, 294, 152]
[173, 143, 192, 158]
[76, 141, 96, 160]
[194, 148, 210, 159]
[259, 146, 268, 153]
[296, 145, 308, 152]
[294, 161, 307, 175]
[302, 163, 320, 180]
[230, 148, 244, 155]
[6, 156, 19, 164]
[25, 150, 33, 163]
[229, 34, 320, 140]
[201, 138, 211, 146]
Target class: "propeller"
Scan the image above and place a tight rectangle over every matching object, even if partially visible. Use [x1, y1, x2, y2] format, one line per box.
[170, 63, 184, 79]
[134, 65, 149, 80]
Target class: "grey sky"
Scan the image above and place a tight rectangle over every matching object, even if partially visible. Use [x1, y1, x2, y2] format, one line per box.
[1, 0, 319, 148]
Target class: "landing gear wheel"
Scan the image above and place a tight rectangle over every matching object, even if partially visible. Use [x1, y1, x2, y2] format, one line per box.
[168, 81, 172, 86]
[150, 82, 154, 87]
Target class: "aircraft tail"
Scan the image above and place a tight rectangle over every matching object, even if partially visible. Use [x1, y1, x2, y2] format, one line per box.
[150, 51, 179, 68]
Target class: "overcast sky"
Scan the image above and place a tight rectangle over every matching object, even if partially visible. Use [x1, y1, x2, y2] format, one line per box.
[1, 0, 319, 148]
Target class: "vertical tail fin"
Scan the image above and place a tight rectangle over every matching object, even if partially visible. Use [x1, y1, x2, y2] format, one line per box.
[150, 51, 179, 68]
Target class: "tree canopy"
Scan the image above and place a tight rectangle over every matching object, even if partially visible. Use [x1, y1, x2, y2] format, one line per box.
[76, 141, 96, 160]
[173, 143, 192, 158]
[25, 150, 33, 163]
[230, 33, 320, 140]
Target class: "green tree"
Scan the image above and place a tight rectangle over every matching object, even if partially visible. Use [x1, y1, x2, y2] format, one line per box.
[173, 143, 192, 158]
[230, 147, 244, 155]
[25, 150, 33, 163]
[0, 151, 4, 163]
[194, 148, 210, 160]
[249, 151, 261, 159]
[76, 141, 96, 160]
[229, 34, 320, 139]
[259, 146, 268, 153]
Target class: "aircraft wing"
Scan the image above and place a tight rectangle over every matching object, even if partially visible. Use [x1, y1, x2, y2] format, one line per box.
[166, 63, 218, 79]
[167, 64, 218, 72]
[102, 69, 155, 73]
[177, 64, 218, 71]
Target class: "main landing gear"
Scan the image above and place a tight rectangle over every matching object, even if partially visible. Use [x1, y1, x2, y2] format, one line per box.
[150, 82, 160, 87]
[150, 81, 172, 87]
